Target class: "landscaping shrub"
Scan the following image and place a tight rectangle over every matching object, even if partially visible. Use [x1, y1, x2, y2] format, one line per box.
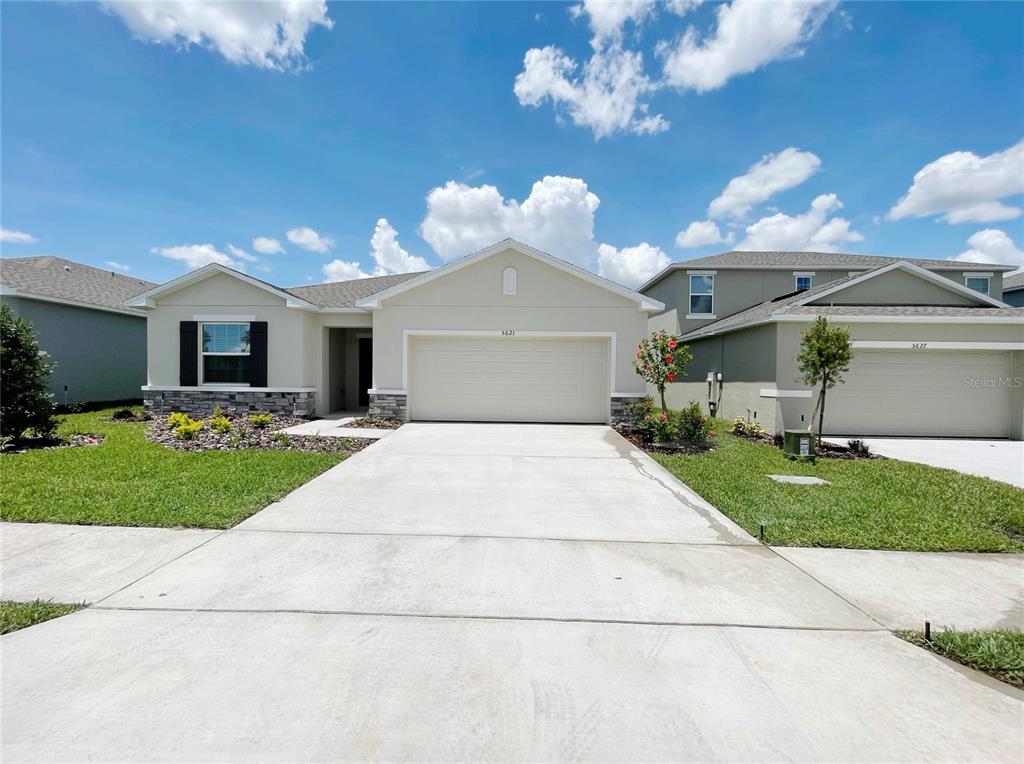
[654, 412, 677, 443]
[111, 407, 136, 421]
[847, 439, 871, 457]
[249, 413, 272, 429]
[174, 419, 203, 440]
[731, 417, 767, 440]
[209, 415, 233, 434]
[166, 411, 191, 429]
[0, 304, 56, 440]
[626, 396, 657, 444]
[676, 401, 712, 443]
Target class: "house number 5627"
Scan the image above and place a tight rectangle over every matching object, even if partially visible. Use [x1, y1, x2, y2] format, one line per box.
[911, 342, 927, 350]
[500, 329, 515, 336]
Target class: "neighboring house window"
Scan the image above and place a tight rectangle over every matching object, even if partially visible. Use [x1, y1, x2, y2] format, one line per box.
[689, 274, 714, 315]
[795, 275, 813, 291]
[965, 275, 990, 295]
[201, 323, 250, 384]
[502, 267, 517, 295]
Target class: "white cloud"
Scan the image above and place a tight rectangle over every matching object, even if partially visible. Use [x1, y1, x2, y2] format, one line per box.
[571, 0, 657, 47]
[104, 260, 131, 272]
[597, 242, 669, 287]
[226, 244, 259, 263]
[675, 220, 733, 248]
[252, 236, 285, 255]
[514, 44, 668, 139]
[889, 140, 1024, 224]
[322, 259, 371, 282]
[659, 0, 835, 93]
[101, 0, 333, 72]
[0, 227, 38, 244]
[151, 243, 243, 270]
[420, 176, 601, 268]
[737, 193, 863, 251]
[369, 219, 429, 275]
[286, 226, 334, 253]
[707, 147, 822, 219]
[952, 229, 1024, 270]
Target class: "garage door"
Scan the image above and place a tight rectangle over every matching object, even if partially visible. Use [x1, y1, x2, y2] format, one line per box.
[409, 336, 609, 423]
[825, 350, 1011, 437]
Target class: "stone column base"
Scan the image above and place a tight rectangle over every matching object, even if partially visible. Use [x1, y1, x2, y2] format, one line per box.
[368, 391, 408, 421]
[610, 394, 647, 427]
[143, 389, 316, 418]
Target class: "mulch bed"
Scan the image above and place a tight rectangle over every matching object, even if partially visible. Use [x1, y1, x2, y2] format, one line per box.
[615, 428, 714, 454]
[146, 413, 374, 454]
[618, 426, 879, 459]
[341, 416, 403, 430]
[2, 433, 105, 454]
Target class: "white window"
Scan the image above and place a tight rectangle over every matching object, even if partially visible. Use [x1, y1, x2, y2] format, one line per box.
[502, 267, 517, 295]
[965, 275, 990, 295]
[689, 274, 714, 315]
[795, 274, 813, 291]
[201, 323, 250, 385]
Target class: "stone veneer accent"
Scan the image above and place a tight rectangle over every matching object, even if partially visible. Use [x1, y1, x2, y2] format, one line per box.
[610, 394, 646, 427]
[143, 389, 316, 417]
[368, 391, 408, 421]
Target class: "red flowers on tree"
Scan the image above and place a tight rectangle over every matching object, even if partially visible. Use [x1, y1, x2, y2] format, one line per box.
[632, 329, 693, 412]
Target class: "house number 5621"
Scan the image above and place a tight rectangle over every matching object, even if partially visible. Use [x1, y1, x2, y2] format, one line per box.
[500, 329, 515, 336]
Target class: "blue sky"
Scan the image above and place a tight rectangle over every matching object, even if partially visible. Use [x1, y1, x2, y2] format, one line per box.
[1, 1, 1022, 288]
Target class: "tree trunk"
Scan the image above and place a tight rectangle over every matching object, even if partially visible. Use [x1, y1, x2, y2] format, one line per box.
[658, 386, 667, 414]
[808, 388, 822, 433]
[817, 382, 826, 436]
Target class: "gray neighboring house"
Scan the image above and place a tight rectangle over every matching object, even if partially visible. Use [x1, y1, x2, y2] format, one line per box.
[640, 251, 1024, 440]
[1002, 271, 1024, 307]
[0, 257, 154, 404]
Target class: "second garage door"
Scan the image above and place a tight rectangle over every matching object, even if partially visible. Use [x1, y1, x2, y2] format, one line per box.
[824, 350, 1011, 437]
[409, 336, 610, 423]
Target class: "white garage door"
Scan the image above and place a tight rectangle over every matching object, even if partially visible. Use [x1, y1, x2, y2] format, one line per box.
[409, 336, 610, 423]
[825, 350, 1011, 437]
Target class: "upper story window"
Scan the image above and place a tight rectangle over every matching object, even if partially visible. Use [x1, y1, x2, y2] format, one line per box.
[502, 267, 517, 295]
[795, 274, 813, 292]
[965, 275, 990, 296]
[689, 274, 714, 315]
[201, 323, 250, 385]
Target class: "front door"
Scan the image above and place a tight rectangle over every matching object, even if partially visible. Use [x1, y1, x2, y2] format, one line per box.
[358, 337, 373, 408]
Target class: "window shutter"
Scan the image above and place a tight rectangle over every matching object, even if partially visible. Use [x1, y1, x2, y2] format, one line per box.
[249, 321, 268, 387]
[179, 321, 198, 386]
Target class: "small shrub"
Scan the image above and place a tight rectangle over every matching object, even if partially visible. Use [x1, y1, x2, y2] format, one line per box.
[626, 396, 657, 444]
[174, 420, 203, 440]
[0, 434, 14, 452]
[848, 439, 871, 457]
[271, 432, 289, 447]
[676, 401, 712, 444]
[772, 432, 784, 449]
[0, 304, 56, 440]
[249, 413, 272, 429]
[209, 415, 233, 434]
[654, 412, 677, 443]
[730, 417, 767, 440]
[166, 411, 191, 429]
[111, 407, 136, 420]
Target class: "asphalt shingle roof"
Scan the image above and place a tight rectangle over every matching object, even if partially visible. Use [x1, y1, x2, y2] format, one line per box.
[0, 256, 155, 312]
[669, 250, 1014, 271]
[284, 272, 425, 309]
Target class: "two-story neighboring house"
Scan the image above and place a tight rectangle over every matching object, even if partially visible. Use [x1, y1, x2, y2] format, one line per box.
[639, 252, 1024, 440]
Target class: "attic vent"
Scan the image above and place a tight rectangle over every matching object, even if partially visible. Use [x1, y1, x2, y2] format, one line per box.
[502, 267, 517, 296]
[63, 265, 71, 272]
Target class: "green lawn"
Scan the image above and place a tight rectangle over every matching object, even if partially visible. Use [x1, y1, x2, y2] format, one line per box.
[898, 629, 1024, 689]
[652, 428, 1024, 552]
[0, 409, 347, 528]
[1, 600, 84, 634]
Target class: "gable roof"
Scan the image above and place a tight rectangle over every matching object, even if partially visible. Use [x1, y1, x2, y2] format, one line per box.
[639, 250, 1016, 292]
[354, 239, 664, 312]
[680, 262, 1020, 340]
[0, 256, 155, 315]
[285, 272, 423, 309]
[1004, 271, 1024, 292]
[126, 263, 321, 310]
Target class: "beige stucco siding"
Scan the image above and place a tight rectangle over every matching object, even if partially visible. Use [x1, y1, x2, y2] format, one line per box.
[371, 248, 649, 394]
[810, 269, 978, 306]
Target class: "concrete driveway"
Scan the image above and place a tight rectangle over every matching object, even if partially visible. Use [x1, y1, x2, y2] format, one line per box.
[824, 436, 1024, 488]
[4, 424, 1022, 761]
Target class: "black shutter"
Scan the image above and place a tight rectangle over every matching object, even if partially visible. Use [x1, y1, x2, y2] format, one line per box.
[179, 321, 199, 386]
[249, 321, 268, 387]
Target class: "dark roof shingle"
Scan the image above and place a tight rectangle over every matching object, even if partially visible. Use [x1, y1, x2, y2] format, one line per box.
[0, 256, 155, 312]
[284, 272, 425, 309]
[670, 250, 1014, 270]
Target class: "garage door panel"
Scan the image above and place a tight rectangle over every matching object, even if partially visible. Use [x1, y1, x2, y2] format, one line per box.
[825, 350, 1011, 438]
[410, 336, 610, 423]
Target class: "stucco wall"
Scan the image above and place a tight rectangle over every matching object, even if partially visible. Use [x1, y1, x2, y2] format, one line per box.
[2, 295, 146, 403]
[371, 248, 650, 394]
[810, 269, 977, 306]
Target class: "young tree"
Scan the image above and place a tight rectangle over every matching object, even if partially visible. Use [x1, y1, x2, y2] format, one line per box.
[0, 304, 56, 440]
[633, 329, 693, 413]
[797, 316, 853, 436]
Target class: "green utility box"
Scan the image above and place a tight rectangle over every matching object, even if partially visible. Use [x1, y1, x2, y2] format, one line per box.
[782, 430, 816, 462]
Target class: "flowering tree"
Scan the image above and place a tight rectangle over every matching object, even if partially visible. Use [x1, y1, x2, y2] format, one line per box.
[633, 329, 693, 412]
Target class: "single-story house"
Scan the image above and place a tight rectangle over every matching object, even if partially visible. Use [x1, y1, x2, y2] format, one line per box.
[0, 256, 154, 404]
[641, 252, 1024, 440]
[1003, 272, 1024, 307]
[128, 240, 662, 424]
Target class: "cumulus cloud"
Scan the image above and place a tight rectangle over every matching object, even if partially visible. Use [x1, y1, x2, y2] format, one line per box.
[889, 140, 1024, 224]
[570, 0, 657, 47]
[101, 0, 333, 72]
[675, 220, 733, 248]
[104, 260, 131, 272]
[369, 219, 429, 274]
[737, 193, 863, 251]
[226, 244, 260, 263]
[420, 176, 602, 267]
[707, 147, 822, 219]
[151, 243, 243, 270]
[252, 236, 285, 255]
[322, 259, 371, 282]
[514, 44, 668, 139]
[952, 229, 1024, 270]
[286, 226, 334, 253]
[0, 227, 38, 244]
[659, 0, 836, 93]
[597, 242, 669, 287]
